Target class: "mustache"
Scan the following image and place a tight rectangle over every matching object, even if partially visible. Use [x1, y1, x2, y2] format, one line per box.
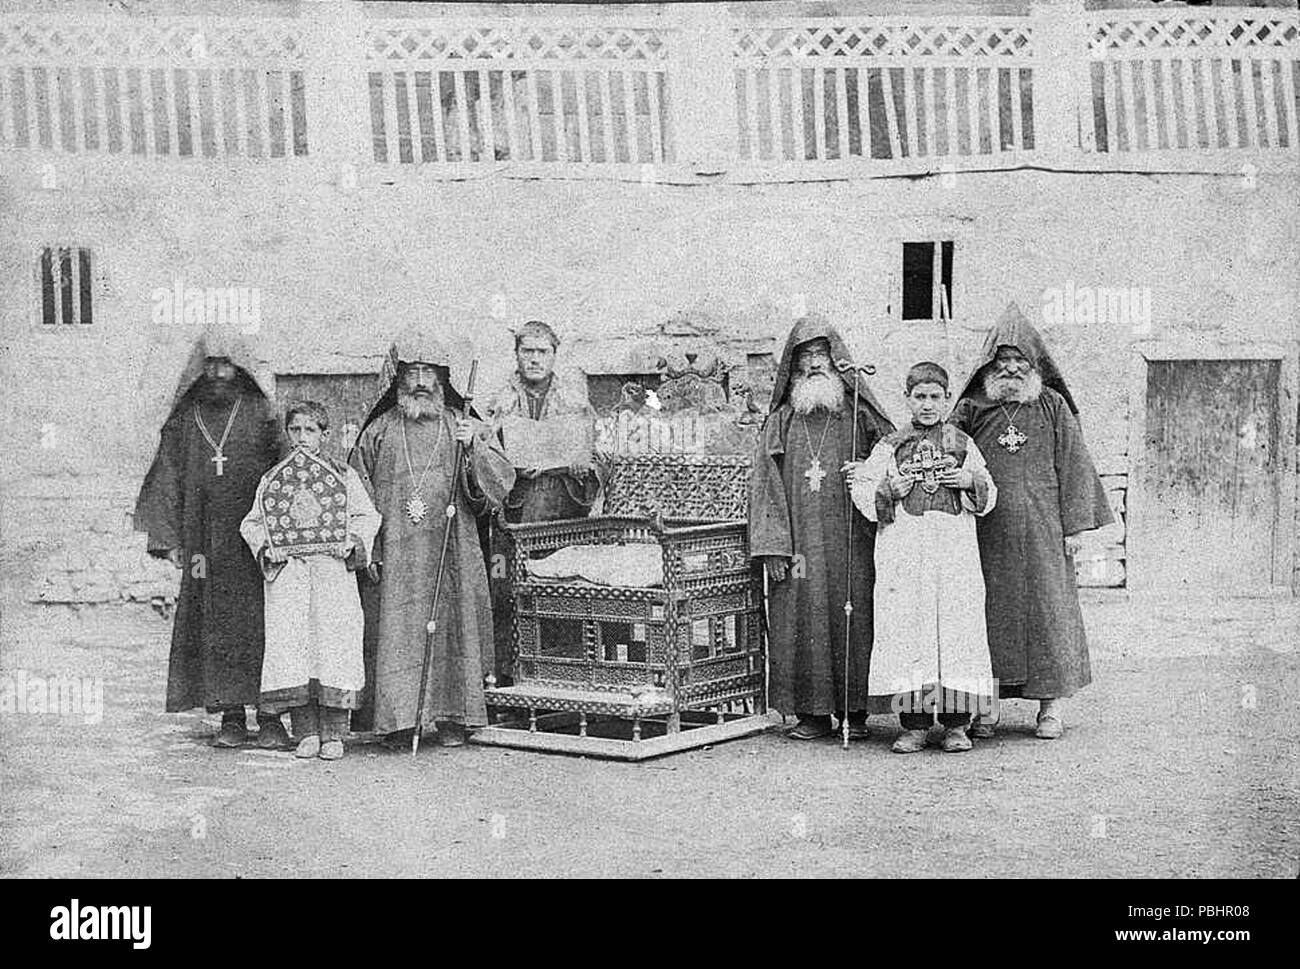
[398, 386, 444, 419]
[201, 379, 237, 398]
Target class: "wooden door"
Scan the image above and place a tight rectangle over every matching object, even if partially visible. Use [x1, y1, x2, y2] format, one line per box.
[273, 372, 384, 466]
[1140, 359, 1282, 593]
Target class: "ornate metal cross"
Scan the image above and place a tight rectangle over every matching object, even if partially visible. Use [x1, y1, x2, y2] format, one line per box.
[804, 457, 827, 493]
[998, 423, 1027, 453]
[898, 438, 957, 494]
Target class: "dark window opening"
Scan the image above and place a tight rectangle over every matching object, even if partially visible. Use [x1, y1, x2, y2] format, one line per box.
[38, 246, 92, 326]
[902, 240, 954, 321]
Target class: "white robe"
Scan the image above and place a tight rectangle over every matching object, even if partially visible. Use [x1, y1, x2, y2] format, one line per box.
[850, 432, 997, 704]
[240, 463, 381, 704]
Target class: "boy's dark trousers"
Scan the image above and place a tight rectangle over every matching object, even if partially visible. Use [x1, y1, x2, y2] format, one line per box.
[290, 700, 349, 741]
[900, 711, 971, 731]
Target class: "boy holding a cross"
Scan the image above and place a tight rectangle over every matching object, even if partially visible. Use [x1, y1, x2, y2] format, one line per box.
[845, 362, 998, 753]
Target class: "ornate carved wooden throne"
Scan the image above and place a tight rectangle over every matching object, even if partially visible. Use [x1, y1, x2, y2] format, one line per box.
[474, 353, 770, 759]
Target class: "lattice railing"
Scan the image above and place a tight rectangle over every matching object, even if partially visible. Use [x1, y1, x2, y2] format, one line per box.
[1084, 11, 1300, 153]
[0, 14, 309, 159]
[732, 18, 1037, 165]
[2, 4, 1298, 172]
[364, 19, 673, 165]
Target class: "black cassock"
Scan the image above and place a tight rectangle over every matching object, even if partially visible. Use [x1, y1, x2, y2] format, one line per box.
[135, 386, 279, 712]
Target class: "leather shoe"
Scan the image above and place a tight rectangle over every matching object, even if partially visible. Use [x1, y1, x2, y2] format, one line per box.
[941, 726, 973, 752]
[436, 723, 467, 748]
[891, 728, 929, 753]
[256, 716, 291, 750]
[212, 720, 247, 748]
[785, 717, 833, 741]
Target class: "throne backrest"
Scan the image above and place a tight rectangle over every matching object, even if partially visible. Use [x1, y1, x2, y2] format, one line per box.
[602, 454, 751, 523]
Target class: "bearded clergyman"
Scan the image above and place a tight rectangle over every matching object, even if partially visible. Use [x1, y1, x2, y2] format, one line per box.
[950, 302, 1113, 740]
[133, 335, 286, 749]
[748, 317, 895, 740]
[349, 331, 515, 749]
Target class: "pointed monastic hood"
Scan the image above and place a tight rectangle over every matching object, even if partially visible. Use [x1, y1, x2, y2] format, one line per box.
[956, 302, 1080, 414]
[770, 314, 891, 425]
[168, 331, 274, 409]
[354, 326, 479, 442]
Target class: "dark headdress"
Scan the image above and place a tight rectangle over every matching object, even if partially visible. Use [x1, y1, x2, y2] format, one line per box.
[352, 327, 477, 447]
[166, 332, 273, 409]
[133, 331, 276, 542]
[770, 314, 892, 429]
[955, 302, 1080, 414]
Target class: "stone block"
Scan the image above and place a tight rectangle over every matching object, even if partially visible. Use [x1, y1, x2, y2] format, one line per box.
[1086, 519, 1126, 546]
[1075, 555, 1125, 587]
[78, 582, 119, 603]
[34, 575, 76, 603]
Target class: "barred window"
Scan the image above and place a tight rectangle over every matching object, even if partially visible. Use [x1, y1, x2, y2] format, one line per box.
[902, 241, 954, 322]
[37, 246, 93, 326]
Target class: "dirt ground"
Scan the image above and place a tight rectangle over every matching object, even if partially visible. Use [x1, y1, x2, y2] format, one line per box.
[1, 590, 1296, 879]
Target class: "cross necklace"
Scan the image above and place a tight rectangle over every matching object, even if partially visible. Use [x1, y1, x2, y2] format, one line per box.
[400, 415, 443, 524]
[996, 402, 1027, 453]
[193, 397, 242, 476]
[799, 413, 833, 493]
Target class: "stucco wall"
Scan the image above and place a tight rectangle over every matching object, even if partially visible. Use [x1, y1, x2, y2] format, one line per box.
[2, 158, 1297, 599]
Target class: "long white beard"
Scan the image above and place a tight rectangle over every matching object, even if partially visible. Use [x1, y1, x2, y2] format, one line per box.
[984, 369, 1043, 404]
[789, 373, 844, 415]
[397, 387, 444, 420]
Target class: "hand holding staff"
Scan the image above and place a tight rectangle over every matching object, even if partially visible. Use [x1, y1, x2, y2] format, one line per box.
[413, 359, 479, 757]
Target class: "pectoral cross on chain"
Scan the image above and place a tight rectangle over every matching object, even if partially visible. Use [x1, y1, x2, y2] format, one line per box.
[998, 424, 1027, 454]
[804, 457, 827, 493]
[211, 450, 227, 476]
[898, 438, 957, 495]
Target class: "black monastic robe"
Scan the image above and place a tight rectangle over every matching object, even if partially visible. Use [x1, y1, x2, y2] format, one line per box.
[747, 319, 894, 717]
[135, 386, 280, 711]
[950, 303, 1113, 699]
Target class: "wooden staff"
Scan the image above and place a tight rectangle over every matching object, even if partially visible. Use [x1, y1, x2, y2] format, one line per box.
[413, 359, 479, 757]
[835, 359, 872, 751]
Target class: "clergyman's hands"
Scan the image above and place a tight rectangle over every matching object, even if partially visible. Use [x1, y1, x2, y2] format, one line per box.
[454, 418, 476, 447]
[764, 556, 790, 584]
[166, 548, 184, 569]
[840, 460, 864, 487]
[1063, 533, 1084, 558]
